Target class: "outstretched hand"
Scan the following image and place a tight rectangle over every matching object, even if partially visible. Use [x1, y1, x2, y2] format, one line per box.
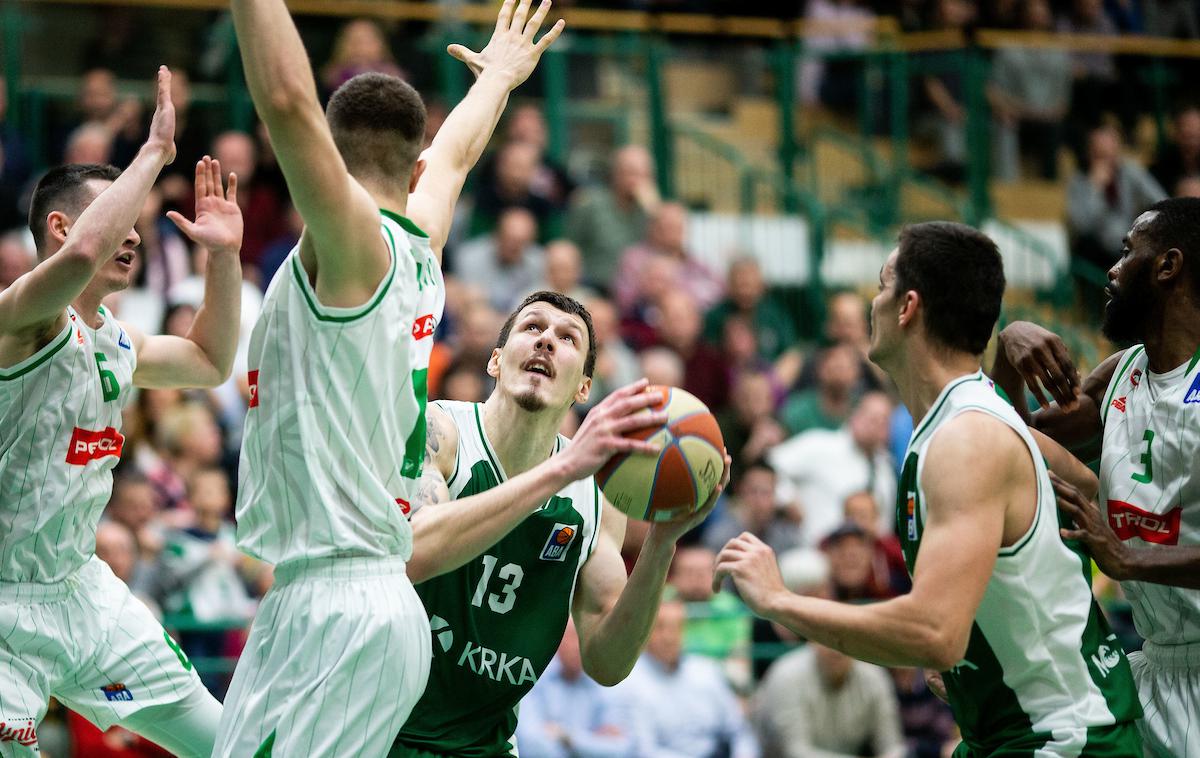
[713, 532, 788, 617]
[145, 65, 177, 165]
[448, 0, 565, 89]
[166, 156, 242, 257]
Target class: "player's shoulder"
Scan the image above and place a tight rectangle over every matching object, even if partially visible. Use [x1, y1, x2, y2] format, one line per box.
[922, 411, 1027, 493]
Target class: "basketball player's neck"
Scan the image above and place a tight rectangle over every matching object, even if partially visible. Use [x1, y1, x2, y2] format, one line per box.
[359, 177, 409, 218]
[72, 286, 108, 329]
[1143, 295, 1200, 374]
[890, 340, 982, 427]
[481, 392, 564, 478]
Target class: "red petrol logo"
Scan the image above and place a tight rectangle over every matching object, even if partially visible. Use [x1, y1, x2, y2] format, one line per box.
[412, 314, 436, 341]
[65, 427, 124, 465]
[0, 719, 37, 747]
[248, 369, 259, 408]
[1108, 500, 1181, 545]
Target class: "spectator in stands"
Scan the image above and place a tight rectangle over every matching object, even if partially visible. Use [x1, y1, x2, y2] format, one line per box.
[212, 130, 286, 270]
[159, 467, 254, 695]
[455, 207, 546, 312]
[891, 666, 958, 758]
[578, 296, 639, 411]
[704, 460, 800, 557]
[471, 139, 561, 237]
[617, 594, 759, 758]
[566, 144, 659, 286]
[615, 201, 724, 315]
[63, 122, 115, 165]
[449, 300, 506, 396]
[619, 253, 681, 350]
[800, 0, 877, 112]
[1067, 122, 1166, 279]
[796, 290, 885, 392]
[148, 401, 226, 516]
[753, 639, 905, 758]
[1151, 104, 1200, 196]
[439, 356, 488, 403]
[0, 232, 33, 290]
[320, 18, 404, 96]
[669, 545, 751, 662]
[781, 343, 861, 435]
[704, 256, 798, 366]
[95, 519, 140, 590]
[654, 290, 729, 410]
[770, 391, 896, 546]
[822, 522, 893, 601]
[716, 369, 787, 476]
[539, 239, 600, 303]
[105, 473, 166, 598]
[1058, 0, 1126, 147]
[843, 490, 911, 596]
[987, 0, 1072, 181]
[516, 620, 638, 758]
[920, 0, 976, 180]
[505, 104, 574, 207]
[56, 67, 141, 166]
[638, 345, 686, 389]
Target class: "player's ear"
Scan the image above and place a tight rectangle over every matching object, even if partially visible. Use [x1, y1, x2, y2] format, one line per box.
[46, 211, 72, 248]
[486, 348, 502, 379]
[1157, 247, 1185, 285]
[408, 158, 427, 194]
[898, 290, 919, 328]
[574, 376, 592, 405]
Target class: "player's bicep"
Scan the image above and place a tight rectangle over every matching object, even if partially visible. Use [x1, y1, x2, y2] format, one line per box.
[572, 502, 628, 637]
[909, 416, 1013, 661]
[262, 114, 389, 294]
[407, 405, 458, 520]
[130, 325, 223, 389]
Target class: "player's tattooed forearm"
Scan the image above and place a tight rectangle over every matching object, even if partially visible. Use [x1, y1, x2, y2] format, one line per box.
[427, 412, 444, 455]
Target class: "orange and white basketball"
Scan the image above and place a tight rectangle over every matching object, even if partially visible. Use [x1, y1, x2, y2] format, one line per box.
[596, 386, 725, 522]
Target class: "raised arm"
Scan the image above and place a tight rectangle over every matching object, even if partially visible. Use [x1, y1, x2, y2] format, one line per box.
[0, 68, 174, 341]
[129, 156, 243, 389]
[230, 0, 385, 300]
[408, 382, 664, 583]
[715, 414, 1017, 671]
[407, 0, 564, 255]
[572, 459, 728, 686]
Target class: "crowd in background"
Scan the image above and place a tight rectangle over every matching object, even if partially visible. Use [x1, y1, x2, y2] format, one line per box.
[0, 2, 1183, 756]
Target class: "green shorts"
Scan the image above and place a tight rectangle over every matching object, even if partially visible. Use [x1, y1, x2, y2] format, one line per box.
[952, 721, 1141, 757]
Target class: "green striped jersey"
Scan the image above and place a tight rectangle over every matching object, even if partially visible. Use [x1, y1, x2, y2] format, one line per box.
[0, 305, 136, 582]
[394, 400, 602, 758]
[897, 371, 1140, 753]
[1099, 346, 1200, 648]
[236, 211, 444, 566]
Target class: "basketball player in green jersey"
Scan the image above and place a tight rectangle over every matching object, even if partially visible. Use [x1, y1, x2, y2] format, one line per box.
[390, 291, 730, 758]
[716, 222, 1142, 756]
[993, 198, 1200, 758]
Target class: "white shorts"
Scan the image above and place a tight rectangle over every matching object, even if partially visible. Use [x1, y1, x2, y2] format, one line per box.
[1129, 641, 1200, 758]
[0, 556, 206, 756]
[213, 555, 431, 758]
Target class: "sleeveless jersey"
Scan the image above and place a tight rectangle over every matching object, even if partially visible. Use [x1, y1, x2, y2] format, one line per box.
[394, 400, 602, 758]
[1099, 346, 1200, 648]
[897, 371, 1140, 753]
[236, 211, 444, 566]
[0, 305, 136, 582]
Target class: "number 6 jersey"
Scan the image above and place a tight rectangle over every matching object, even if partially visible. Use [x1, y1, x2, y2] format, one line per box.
[1100, 346, 1200, 649]
[0, 306, 135, 582]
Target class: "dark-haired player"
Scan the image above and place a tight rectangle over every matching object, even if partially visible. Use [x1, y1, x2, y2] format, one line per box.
[995, 198, 1200, 757]
[216, 0, 579, 755]
[716, 222, 1142, 756]
[0, 68, 243, 757]
[390, 291, 728, 757]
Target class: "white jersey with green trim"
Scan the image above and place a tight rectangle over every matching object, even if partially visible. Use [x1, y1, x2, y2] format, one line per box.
[236, 211, 444, 567]
[897, 371, 1139, 751]
[0, 305, 136, 582]
[1099, 345, 1200, 649]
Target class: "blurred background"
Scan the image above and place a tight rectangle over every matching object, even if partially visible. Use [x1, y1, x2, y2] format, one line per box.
[2, 0, 1189, 754]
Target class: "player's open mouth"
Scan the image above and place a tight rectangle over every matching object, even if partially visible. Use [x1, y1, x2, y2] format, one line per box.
[115, 252, 135, 268]
[523, 357, 554, 378]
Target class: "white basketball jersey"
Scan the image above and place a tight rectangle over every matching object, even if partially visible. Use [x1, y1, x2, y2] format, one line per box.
[236, 211, 444, 566]
[898, 372, 1139, 747]
[0, 306, 136, 582]
[1099, 346, 1200, 647]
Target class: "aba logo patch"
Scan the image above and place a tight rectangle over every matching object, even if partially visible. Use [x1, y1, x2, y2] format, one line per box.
[540, 523, 577, 562]
[1184, 372, 1200, 404]
[100, 683, 134, 702]
[905, 492, 917, 540]
[118, 329, 131, 350]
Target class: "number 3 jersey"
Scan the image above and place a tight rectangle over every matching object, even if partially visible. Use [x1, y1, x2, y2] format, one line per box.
[0, 306, 135, 582]
[1100, 346, 1200, 649]
[394, 400, 602, 758]
[237, 212, 443, 567]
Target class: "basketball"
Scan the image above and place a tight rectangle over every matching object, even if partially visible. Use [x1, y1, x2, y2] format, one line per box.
[596, 386, 725, 522]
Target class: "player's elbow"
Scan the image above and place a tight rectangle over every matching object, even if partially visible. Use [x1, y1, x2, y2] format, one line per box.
[58, 240, 105, 270]
[919, 627, 968, 672]
[582, 657, 633, 687]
